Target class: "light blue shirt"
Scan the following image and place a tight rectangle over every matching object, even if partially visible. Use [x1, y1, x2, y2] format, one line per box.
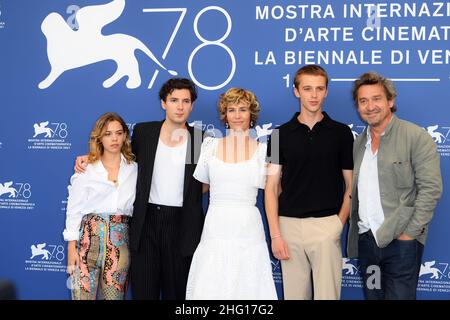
[357, 130, 385, 246]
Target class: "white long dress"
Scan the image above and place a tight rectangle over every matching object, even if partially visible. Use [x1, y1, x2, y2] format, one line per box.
[186, 137, 277, 300]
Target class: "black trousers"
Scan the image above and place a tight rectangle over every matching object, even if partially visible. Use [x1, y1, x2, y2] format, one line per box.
[130, 203, 192, 300]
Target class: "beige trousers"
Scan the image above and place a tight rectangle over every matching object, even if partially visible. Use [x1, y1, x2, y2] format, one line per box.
[279, 215, 343, 300]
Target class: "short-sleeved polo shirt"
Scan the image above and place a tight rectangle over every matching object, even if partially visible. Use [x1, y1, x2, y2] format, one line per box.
[267, 112, 353, 218]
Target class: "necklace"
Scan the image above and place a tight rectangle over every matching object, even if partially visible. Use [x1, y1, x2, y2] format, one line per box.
[101, 161, 120, 187]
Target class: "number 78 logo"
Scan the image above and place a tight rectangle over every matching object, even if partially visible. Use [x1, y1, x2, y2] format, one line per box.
[144, 6, 236, 91]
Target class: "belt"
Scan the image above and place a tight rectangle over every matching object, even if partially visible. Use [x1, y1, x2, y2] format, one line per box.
[85, 213, 130, 223]
[360, 229, 375, 238]
[147, 203, 183, 212]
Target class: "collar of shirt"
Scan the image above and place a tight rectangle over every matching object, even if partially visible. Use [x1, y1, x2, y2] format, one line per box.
[366, 114, 397, 143]
[365, 121, 391, 149]
[90, 154, 133, 184]
[286, 111, 333, 132]
[365, 129, 374, 148]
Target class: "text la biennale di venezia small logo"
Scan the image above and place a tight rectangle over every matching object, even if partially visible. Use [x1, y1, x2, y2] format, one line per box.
[28, 120, 71, 150]
[424, 124, 450, 157]
[25, 242, 67, 273]
[0, 180, 35, 210]
[417, 259, 450, 294]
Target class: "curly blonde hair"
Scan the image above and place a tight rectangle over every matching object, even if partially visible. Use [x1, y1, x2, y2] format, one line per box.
[88, 112, 134, 164]
[218, 88, 260, 127]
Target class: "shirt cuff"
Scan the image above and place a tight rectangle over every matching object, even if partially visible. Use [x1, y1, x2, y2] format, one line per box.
[63, 230, 79, 241]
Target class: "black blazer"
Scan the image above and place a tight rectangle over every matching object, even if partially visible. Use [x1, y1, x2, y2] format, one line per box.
[129, 121, 204, 256]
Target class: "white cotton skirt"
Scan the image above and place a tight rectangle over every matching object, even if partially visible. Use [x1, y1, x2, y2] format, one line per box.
[186, 204, 278, 300]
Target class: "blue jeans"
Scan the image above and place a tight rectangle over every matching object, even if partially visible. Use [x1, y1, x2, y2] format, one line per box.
[358, 231, 424, 300]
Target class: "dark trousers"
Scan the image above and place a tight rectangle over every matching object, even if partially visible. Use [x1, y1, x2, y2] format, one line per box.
[358, 231, 424, 300]
[130, 204, 192, 300]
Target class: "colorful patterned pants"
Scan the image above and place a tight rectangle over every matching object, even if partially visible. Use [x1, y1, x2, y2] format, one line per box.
[71, 213, 130, 300]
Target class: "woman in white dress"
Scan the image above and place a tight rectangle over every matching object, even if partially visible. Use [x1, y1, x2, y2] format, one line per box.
[186, 88, 277, 300]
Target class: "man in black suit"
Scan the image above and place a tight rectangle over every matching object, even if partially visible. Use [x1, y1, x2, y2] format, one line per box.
[129, 78, 204, 299]
[75, 78, 204, 299]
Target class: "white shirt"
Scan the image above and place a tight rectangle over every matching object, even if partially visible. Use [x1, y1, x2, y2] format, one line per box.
[148, 138, 187, 207]
[357, 130, 385, 245]
[63, 155, 138, 241]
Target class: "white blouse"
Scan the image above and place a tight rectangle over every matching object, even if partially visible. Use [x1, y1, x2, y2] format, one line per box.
[62, 155, 138, 241]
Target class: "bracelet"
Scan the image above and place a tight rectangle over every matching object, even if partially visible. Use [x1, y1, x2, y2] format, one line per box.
[271, 234, 281, 240]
